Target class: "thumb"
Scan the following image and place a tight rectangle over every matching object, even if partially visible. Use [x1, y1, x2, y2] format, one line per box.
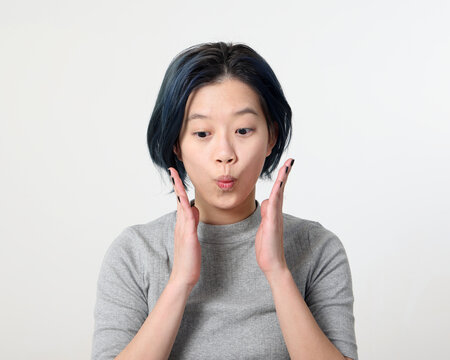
[191, 205, 200, 227]
[260, 199, 269, 218]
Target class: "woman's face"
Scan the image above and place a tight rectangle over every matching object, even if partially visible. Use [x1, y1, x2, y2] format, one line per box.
[174, 77, 277, 221]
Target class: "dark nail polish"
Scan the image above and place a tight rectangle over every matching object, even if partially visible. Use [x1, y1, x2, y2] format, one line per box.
[285, 166, 288, 174]
[291, 159, 295, 167]
[177, 195, 180, 203]
[280, 181, 283, 188]
[172, 177, 175, 185]
[168, 168, 171, 176]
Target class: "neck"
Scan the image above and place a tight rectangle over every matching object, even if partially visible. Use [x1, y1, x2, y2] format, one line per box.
[193, 188, 257, 225]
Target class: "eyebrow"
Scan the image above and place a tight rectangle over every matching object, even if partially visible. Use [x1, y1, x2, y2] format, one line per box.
[186, 106, 259, 121]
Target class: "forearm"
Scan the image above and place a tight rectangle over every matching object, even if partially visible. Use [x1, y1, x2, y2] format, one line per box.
[115, 279, 193, 360]
[266, 268, 345, 360]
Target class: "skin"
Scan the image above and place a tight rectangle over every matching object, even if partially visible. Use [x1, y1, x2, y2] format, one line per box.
[173, 77, 279, 225]
[168, 76, 293, 284]
[166, 78, 351, 359]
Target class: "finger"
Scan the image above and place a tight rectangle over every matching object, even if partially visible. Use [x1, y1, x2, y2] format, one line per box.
[280, 158, 294, 190]
[269, 158, 294, 211]
[168, 167, 190, 213]
[169, 167, 187, 206]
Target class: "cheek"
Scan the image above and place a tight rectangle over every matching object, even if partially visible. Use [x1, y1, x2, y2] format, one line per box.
[181, 148, 207, 182]
[239, 145, 268, 179]
[242, 138, 269, 163]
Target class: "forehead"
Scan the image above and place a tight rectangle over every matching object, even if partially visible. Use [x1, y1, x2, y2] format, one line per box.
[184, 78, 262, 118]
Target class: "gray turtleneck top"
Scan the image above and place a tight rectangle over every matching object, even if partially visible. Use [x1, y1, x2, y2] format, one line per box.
[91, 200, 358, 359]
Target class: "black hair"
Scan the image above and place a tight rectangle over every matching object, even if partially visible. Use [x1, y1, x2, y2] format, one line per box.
[147, 41, 292, 193]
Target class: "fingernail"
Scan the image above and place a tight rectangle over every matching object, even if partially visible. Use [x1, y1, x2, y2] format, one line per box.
[172, 177, 175, 185]
[168, 168, 171, 176]
[177, 195, 180, 203]
[291, 159, 295, 167]
[285, 166, 288, 174]
[280, 181, 283, 188]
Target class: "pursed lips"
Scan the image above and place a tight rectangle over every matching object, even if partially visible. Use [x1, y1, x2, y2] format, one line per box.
[216, 175, 237, 182]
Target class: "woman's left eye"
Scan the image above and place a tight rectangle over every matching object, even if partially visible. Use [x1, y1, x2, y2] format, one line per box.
[236, 128, 254, 135]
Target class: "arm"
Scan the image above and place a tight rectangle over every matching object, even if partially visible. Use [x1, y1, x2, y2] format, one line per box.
[91, 228, 192, 360]
[265, 225, 357, 360]
[114, 166, 203, 359]
[254, 159, 357, 359]
[115, 279, 192, 360]
[266, 269, 350, 360]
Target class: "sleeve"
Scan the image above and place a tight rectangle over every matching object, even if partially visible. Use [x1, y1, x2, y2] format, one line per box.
[304, 222, 358, 360]
[91, 227, 149, 360]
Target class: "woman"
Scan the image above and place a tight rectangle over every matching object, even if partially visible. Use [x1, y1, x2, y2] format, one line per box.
[92, 42, 358, 360]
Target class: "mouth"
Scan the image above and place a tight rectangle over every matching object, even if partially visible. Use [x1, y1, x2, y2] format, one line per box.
[215, 175, 237, 190]
[216, 179, 236, 190]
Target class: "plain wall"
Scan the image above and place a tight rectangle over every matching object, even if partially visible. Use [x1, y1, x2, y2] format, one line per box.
[1, 0, 449, 358]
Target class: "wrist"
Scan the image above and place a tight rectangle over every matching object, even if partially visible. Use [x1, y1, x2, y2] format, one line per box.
[167, 276, 196, 296]
[264, 265, 292, 287]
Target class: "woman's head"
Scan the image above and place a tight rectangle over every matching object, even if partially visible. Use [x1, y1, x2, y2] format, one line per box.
[147, 41, 292, 193]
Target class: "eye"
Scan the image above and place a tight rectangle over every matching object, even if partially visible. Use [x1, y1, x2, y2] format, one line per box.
[192, 128, 254, 139]
[193, 131, 210, 139]
[236, 128, 254, 135]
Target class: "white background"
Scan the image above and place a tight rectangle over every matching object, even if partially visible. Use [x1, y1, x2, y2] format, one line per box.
[1, 0, 449, 359]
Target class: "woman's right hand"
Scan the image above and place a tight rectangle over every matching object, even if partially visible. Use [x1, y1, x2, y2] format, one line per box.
[167, 167, 201, 290]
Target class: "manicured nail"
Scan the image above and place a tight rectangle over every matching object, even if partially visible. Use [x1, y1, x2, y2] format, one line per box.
[168, 168, 171, 176]
[291, 159, 295, 167]
[285, 166, 288, 174]
[172, 177, 175, 185]
[177, 195, 180, 203]
[280, 181, 283, 188]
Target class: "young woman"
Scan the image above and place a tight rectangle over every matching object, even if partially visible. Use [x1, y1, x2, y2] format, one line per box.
[92, 42, 358, 360]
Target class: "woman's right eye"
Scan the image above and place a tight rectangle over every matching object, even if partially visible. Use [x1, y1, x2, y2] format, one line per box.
[194, 131, 206, 139]
[193, 131, 209, 139]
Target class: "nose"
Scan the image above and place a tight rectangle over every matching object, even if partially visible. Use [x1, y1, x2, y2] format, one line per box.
[215, 132, 236, 165]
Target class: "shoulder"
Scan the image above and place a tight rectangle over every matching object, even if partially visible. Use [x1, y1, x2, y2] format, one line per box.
[105, 210, 177, 263]
[282, 212, 343, 248]
[129, 209, 177, 246]
[306, 220, 347, 256]
[282, 212, 349, 264]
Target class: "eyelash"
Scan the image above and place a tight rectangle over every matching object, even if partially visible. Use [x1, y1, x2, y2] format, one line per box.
[193, 128, 254, 139]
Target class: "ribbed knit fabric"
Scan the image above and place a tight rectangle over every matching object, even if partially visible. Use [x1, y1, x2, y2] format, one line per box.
[92, 199, 358, 359]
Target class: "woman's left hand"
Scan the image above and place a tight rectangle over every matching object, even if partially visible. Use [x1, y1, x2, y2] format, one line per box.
[255, 158, 294, 278]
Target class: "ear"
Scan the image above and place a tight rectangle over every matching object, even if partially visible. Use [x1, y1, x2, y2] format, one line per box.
[266, 122, 279, 157]
[173, 141, 183, 162]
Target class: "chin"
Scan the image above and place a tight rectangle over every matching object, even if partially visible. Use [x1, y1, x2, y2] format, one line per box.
[217, 192, 251, 208]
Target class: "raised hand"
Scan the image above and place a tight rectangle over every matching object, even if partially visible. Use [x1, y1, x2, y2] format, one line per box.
[167, 167, 202, 290]
[255, 158, 294, 278]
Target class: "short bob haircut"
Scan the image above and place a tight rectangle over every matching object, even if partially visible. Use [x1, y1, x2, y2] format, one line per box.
[147, 41, 292, 193]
